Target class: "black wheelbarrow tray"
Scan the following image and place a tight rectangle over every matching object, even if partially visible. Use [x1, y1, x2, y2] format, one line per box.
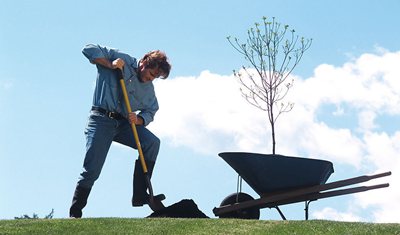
[213, 152, 391, 220]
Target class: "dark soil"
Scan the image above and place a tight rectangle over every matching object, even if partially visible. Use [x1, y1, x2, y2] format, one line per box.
[148, 199, 209, 218]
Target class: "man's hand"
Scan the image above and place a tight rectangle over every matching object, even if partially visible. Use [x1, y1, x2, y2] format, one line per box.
[112, 58, 125, 70]
[128, 112, 144, 125]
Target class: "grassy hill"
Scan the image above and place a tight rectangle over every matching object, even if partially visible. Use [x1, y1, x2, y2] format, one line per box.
[1, 218, 399, 235]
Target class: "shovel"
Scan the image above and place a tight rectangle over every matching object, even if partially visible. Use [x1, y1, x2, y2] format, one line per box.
[116, 68, 165, 211]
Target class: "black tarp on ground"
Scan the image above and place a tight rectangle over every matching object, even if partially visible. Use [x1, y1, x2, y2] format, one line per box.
[148, 199, 209, 218]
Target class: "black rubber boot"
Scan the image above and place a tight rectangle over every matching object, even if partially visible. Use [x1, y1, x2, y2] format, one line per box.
[132, 160, 165, 207]
[69, 185, 91, 218]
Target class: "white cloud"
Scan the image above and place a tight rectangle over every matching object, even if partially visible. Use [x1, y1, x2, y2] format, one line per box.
[152, 71, 268, 155]
[353, 132, 400, 223]
[151, 50, 400, 222]
[312, 207, 362, 222]
[358, 110, 377, 132]
[292, 51, 400, 116]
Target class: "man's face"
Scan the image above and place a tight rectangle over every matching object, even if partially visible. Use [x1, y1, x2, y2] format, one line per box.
[139, 66, 161, 83]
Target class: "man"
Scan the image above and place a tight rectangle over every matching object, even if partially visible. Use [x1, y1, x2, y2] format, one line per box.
[69, 44, 171, 218]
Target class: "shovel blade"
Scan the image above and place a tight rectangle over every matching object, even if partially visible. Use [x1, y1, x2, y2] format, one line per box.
[149, 196, 166, 211]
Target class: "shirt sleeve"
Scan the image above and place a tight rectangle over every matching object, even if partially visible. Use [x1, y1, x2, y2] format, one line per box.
[82, 44, 113, 63]
[138, 98, 159, 126]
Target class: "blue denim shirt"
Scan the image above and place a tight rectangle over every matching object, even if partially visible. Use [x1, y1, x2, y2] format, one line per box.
[82, 44, 159, 126]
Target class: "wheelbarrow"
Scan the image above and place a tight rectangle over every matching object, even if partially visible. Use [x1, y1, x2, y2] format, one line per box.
[213, 152, 391, 220]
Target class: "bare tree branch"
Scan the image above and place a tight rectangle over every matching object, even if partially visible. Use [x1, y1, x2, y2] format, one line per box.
[227, 16, 312, 154]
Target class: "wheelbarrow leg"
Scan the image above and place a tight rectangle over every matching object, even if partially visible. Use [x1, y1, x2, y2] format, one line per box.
[274, 206, 286, 220]
[305, 201, 311, 220]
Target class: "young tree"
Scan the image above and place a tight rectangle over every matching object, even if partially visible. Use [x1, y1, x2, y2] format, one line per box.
[228, 16, 312, 154]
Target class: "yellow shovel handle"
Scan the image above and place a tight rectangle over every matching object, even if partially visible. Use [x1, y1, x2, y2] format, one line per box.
[118, 71, 148, 174]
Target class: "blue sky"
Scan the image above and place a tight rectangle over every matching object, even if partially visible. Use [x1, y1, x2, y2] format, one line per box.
[1, 0, 399, 222]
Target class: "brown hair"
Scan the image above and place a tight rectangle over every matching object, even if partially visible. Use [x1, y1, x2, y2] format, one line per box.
[141, 50, 171, 79]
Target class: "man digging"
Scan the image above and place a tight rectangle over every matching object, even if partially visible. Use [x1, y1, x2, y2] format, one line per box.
[69, 44, 171, 218]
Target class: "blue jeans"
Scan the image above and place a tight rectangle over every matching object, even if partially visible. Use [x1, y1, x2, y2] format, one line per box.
[77, 110, 160, 188]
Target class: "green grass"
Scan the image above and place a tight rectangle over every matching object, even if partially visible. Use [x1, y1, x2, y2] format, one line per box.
[0, 218, 399, 235]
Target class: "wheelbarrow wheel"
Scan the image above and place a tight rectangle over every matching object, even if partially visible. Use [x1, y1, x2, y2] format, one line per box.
[218, 192, 260, 220]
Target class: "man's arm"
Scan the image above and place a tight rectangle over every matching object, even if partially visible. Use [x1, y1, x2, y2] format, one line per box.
[82, 44, 124, 70]
[92, 58, 125, 70]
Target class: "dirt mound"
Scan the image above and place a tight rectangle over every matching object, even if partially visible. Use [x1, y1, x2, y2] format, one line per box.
[148, 199, 209, 218]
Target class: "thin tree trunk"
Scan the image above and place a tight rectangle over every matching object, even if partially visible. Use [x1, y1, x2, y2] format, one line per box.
[271, 121, 276, 155]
